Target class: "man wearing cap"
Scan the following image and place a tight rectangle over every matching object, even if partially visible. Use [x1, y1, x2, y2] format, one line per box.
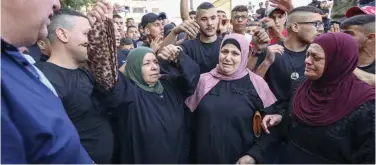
[341, 14, 375, 87]
[345, 5, 376, 18]
[261, 6, 288, 44]
[140, 13, 164, 51]
[159, 12, 169, 26]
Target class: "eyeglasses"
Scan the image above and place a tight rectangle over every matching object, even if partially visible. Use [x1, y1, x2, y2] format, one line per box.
[296, 21, 324, 29]
[232, 15, 248, 20]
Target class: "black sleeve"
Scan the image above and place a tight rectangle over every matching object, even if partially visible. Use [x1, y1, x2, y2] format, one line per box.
[94, 71, 137, 109]
[351, 100, 375, 164]
[273, 76, 307, 142]
[247, 132, 278, 164]
[180, 41, 191, 58]
[162, 51, 200, 98]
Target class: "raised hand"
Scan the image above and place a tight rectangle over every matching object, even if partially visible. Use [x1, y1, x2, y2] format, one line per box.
[252, 29, 270, 52]
[87, 0, 113, 26]
[150, 36, 163, 52]
[269, 0, 293, 13]
[157, 44, 181, 63]
[329, 23, 341, 33]
[173, 20, 200, 39]
[265, 44, 284, 64]
[218, 18, 230, 35]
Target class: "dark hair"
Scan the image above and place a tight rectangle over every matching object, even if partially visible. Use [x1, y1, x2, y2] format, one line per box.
[126, 25, 137, 32]
[340, 14, 375, 33]
[189, 11, 197, 15]
[113, 14, 122, 19]
[138, 23, 143, 29]
[232, 5, 248, 13]
[53, 7, 87, 19]
[197, 2, 215, 10]
[217, 10, 226, 14]
[120, 38, 134, 46]
[288, 6, 322, 15]
[127, 18, 134, 22]
[47, 8, 87, 43]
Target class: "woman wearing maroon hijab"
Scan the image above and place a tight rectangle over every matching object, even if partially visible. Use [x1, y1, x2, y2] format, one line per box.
[272, 33, 375, 164]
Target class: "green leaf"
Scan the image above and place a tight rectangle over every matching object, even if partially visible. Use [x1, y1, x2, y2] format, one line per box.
[60, 0, 95, 10]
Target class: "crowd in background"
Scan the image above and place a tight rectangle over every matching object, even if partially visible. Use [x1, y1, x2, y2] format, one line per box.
[2, 0, 376, 164]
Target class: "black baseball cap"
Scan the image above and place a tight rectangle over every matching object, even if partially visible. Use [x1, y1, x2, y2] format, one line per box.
[141, 13, 166, 29]
[159, 12, 167, 20]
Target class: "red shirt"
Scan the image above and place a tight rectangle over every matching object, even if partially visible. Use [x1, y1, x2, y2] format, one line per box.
[250, 29, 288, 48]
[270, 29, 288, 44]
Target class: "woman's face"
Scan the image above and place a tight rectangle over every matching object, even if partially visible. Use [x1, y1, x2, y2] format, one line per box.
[141, 53, 160, 85]
[304, 43, 326, 80]
[219, 43, 242, 75]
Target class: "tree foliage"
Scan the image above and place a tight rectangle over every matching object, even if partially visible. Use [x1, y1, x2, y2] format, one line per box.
[60, 0, 96, 11]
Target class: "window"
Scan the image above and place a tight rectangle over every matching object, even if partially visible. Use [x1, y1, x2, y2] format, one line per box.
[133, 7, 145, 13]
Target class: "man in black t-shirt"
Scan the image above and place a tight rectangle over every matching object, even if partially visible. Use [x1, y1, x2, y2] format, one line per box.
[160, 2, 223, 76]
[35, 8, 115, 164]
[255, 6, 323, 106]
[341, 14, 375, 86]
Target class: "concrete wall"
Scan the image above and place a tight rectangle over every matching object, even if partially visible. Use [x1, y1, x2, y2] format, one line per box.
[212, 0, 232, 18]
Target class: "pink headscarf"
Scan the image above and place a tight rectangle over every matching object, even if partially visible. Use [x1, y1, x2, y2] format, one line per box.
[185, 33, 277, 111]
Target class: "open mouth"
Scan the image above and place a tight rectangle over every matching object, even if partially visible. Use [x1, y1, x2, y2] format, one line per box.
[151, 73, 159, 77]
[222, 63, 232, 67]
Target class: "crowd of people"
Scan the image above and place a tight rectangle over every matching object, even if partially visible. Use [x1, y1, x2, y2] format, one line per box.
[2, 0, 376, 164]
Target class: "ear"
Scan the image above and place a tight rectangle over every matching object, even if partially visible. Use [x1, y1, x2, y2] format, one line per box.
[55, 28, 69, 43]
[145, 27, 150, 35]
[291, 22, 299, 33]
[366, 33, 375, 43]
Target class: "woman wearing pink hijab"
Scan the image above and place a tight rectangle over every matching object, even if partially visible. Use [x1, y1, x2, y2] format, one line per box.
[186, 33, 277, 164]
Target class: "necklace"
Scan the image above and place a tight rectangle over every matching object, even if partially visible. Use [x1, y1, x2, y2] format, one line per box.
[285, 48, 306, 81]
